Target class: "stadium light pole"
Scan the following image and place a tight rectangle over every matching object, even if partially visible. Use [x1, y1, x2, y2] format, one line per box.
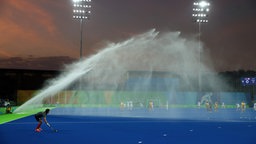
[72, 0, 92, 59]
[192, 1, 210, 92]
[72, 0, 92, 93]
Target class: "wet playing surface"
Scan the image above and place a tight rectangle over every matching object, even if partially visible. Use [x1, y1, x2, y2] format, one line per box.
[1, 108, 256, 144]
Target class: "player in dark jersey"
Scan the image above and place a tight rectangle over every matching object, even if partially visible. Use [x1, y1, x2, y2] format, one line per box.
[34, 109, 50, 132]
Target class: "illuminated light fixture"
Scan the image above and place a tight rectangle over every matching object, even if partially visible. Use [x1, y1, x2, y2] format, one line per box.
[199, 1, 210, 7]
[73, 0, 91, 20]
[192, 0, 210, 23]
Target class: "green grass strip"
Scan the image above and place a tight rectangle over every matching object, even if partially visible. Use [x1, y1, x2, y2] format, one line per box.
[0, 113, 32, 124]
[0, 107, 53, 124]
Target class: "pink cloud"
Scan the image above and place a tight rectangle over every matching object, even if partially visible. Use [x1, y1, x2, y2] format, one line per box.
[0, 0, 77, 58]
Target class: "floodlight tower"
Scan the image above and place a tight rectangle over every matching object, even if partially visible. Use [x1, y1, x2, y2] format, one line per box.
[73, 0, 92, 58]
[192, 1, 210, 92]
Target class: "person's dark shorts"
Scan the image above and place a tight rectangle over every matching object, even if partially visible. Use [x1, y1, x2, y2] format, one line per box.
[34, 115, 41, 121]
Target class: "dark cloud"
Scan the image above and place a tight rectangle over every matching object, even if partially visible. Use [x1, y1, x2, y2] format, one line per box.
[0, 56, 75, 70]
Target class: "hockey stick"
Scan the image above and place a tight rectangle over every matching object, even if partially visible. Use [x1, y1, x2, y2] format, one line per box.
[47, 123, 58, 132]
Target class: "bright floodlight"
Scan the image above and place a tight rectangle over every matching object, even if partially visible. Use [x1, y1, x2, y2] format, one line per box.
[73, 0, 91, 19]
[192, 1, 210, 23]
[199, 1, 210, 7]
[73, 0, 91, 2]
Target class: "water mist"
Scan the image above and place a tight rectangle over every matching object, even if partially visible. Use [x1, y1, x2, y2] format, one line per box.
[14, 29, 227, 119]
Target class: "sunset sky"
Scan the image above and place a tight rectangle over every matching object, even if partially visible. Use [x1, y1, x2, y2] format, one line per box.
[0, 0, 255, 71]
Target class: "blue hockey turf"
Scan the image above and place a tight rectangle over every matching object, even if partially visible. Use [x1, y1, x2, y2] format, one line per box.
[1, 108, 256, 144]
